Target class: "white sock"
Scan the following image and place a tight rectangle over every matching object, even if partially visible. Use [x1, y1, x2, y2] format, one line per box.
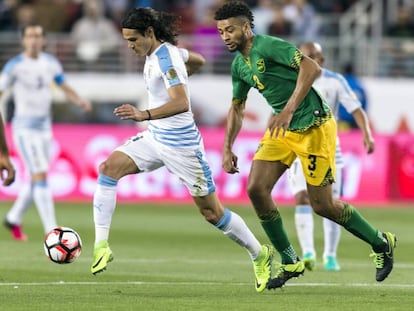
[33, 181, 57, 233]
[93, 180, 118, 244]
[216, 209, 262, 260]
[323, 217, 341, 258]
[6, 183, 33, 224]
[295, 204, 315, 257]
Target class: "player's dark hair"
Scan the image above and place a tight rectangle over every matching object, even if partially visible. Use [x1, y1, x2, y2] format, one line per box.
[122, 7, 180, 45]
[214, 1, 254, 29]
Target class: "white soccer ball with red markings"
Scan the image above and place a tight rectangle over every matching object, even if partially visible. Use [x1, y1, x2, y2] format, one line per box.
[44, 227, 82, 264]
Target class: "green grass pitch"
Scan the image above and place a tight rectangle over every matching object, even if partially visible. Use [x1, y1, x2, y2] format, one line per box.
[0, 202, 413, 310]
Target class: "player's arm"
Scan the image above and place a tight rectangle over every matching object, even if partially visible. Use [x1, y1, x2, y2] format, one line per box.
[179, 48, 206, 76]
[269, 55, 321, 136]
[336, 74, 374, 154]
[351, 108, 374, 154]
[59, 82, 92, 112]
[222, 98, 246, 174]
[0, 112, 15, 186]
[114, 84, 189, 122]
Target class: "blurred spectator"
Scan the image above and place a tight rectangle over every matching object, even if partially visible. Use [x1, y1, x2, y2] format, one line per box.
[338, 63, 369, 130]
[193, 0, 225, 63]
[104, 0, 129, 27]
[283, 0, 319, 42]
[193, 0, 220, 24]
[385, 5, 414, 37]
[15, 3, 36, 30]
[33, 0, 69, 33]
[171, 0, 195, 34]
[71, 0, 121, 63]
[0, 0, 19, 31]
[251, 0, 275, 34]
[267, 3, 292, 37]
[382, 6, 414, 77]
[128, 0, 172, 11]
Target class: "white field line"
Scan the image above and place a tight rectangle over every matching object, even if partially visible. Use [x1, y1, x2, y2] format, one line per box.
[1, 281, 414, 288]
[3, 256, 414, 269]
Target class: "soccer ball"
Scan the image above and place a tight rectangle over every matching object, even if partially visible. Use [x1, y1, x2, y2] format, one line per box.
[44, 227, 82, 264]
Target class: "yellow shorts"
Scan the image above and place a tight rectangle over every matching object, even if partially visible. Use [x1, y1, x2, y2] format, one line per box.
[253, 117, 337, 186]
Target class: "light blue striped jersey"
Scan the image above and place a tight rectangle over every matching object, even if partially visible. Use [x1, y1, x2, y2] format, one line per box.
[313, 68, 362, 167]
[0, 52, 65, 131]
[144, 43, 200, 148]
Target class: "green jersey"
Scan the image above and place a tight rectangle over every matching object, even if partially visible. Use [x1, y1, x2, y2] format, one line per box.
[231, 35, 331, 131]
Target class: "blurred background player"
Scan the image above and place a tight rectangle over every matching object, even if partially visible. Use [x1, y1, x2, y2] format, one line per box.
[0, 24, 91, 241]
[338, 63, 369, 130]
[91, 7, 274, 293]
[0, 110, 15, 187]
[288, 42, 375, 271]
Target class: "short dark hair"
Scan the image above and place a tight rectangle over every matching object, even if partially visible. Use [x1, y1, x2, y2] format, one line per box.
[214, 1, 254, 29]
[122, 7, 180, 45]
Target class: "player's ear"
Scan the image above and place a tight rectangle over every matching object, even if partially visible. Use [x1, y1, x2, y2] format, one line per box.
[145, 27, 155, 38]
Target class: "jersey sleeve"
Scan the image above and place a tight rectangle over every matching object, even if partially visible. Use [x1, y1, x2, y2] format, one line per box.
[46, 53, 65, 85]
[231, 59, 250, 101]
[0, 57, 20, 90]
[336, 73, 361, 114]
[156, 45, 187, 89]
[261, 36, 303, 71]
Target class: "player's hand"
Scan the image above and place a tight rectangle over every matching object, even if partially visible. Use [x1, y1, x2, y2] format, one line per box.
[268, 109, 293, 138]
[114, 104, 147, 122]
[79, 99, 92, 112]
[222, 149, 239, 174]
[0, 155, 16, 186]
[363, 134, 375, 154]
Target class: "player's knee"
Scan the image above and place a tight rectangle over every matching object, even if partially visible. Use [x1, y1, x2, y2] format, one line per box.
[98, 160, 119, 178]
[247, 182, 268, 201]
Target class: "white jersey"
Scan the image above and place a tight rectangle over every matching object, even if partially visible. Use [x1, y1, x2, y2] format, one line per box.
[144, 43, 201, 148]
[288, 68, 362, 195]
[0, 52, 65, 131]
[314, 68, 362, 168]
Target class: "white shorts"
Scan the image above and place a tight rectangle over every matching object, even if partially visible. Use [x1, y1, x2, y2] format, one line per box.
[13, 129, 52, 174]
[116, 130, 216, 197]
[288, 157, 342, 198]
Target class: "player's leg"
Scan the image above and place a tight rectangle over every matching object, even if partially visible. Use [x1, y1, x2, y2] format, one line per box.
[322, 166, 342, 271]
[167, 144, 272, 292]
[92, 132, 161, 275]
[251, 131, 305, 289]
[249, 159, 305, 290]
[12, 130, 57, 234]
[32, 171, 57, 233]
[4, 183, 32, 241]
[193, 193, 273, 292]
[288, 158, 315, 270]
[91, 150, 139, 274]
[304, 118, 395, 281]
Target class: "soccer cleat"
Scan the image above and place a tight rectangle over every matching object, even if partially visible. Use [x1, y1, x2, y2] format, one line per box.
[252, 244, 275, 292]
[267, 258, 305, 289]
[324, 256, 340, 271]
[302, 252, 316, 271]
[91, 240, 114, 275]
[370, 232, 397, 282]
[4, 219, 28, 241]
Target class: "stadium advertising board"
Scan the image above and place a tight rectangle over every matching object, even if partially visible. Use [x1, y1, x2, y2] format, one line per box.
[1, 125, 411, 203]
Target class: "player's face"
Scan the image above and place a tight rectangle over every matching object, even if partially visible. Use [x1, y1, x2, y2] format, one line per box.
[300, 44, 324, 66]
[22, 26, 44, 57]
[217, 18, 249, 53]
[122, 28, 154, 57]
